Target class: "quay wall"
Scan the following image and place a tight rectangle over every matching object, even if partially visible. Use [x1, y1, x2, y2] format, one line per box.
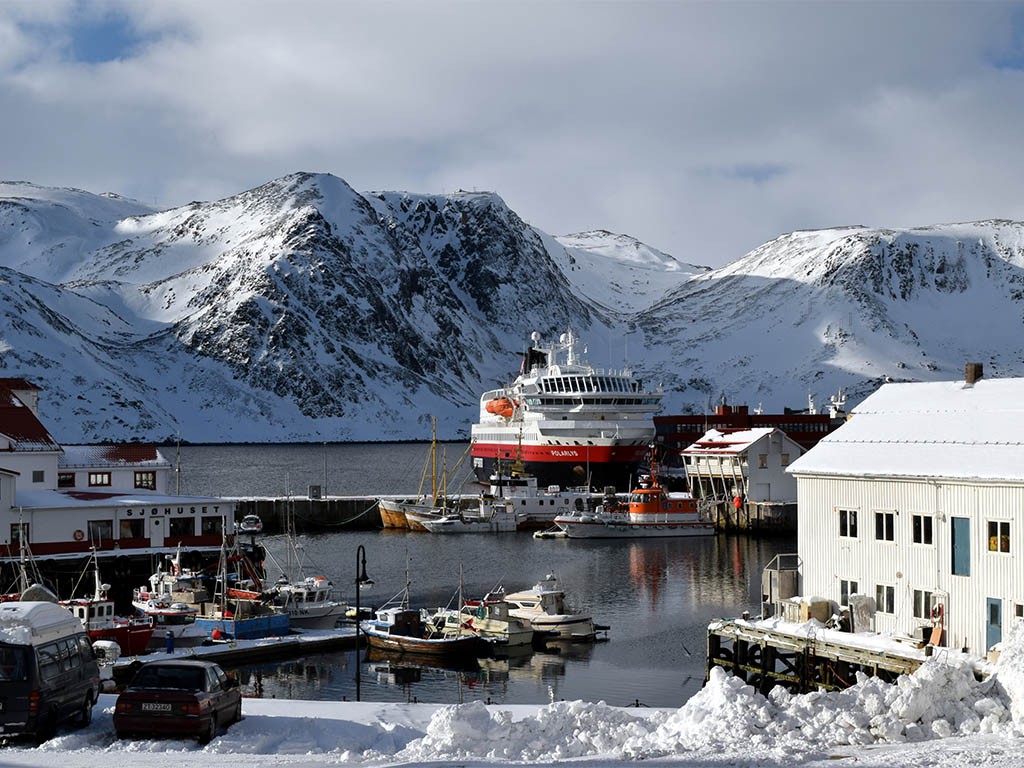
[710, 501, 796, 534]
[234, 496, 387, 533]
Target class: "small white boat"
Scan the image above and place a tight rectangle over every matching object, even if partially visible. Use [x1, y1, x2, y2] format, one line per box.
[272, 575, 346, 629]
[420, 502, 523, 534]
[503, 574, 602, 641]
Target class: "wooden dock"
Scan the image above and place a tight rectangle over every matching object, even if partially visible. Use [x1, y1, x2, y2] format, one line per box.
[706, 619, 931, 694]
[112, 628, 358, 685]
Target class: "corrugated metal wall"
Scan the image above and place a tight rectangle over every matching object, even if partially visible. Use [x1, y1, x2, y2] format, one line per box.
[795, 474, 1024, 655]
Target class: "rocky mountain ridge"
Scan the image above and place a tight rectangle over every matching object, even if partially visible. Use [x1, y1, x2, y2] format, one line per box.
[0, 173, 1021, 441]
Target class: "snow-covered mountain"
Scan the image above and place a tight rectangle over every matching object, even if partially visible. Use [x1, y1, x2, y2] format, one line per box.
[637, 222, 1024, 413]
[0, 173, 1022, 442]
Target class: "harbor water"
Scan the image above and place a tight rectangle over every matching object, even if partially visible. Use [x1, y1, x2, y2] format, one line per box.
[177, 444, 795, 708]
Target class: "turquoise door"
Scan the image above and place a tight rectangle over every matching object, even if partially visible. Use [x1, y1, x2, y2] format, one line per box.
[987, 598, 1002, 650]
[951, 517, 970, 576]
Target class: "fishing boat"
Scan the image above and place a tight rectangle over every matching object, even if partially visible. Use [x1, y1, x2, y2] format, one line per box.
[431, 589, 535, 647]
[361, 571, 489, 659]
[503, 574, 602, 641]
[192, 535, 290, 640]
[361, 606, 488, 658]
[553, 450, 715, 539]
[131, 547, 211, 642]
[470, 328, 663, 491]
[380, 418, 468, 531]
[60, 550, 155, 656]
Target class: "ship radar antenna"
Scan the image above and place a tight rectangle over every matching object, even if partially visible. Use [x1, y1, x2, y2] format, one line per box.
[829, 389, 847, 418]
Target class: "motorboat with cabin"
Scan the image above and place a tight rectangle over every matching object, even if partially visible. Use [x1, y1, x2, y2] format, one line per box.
[503, 574, 603, 641]
[471, 328, 663, 491]
[60, 550, 154, 656]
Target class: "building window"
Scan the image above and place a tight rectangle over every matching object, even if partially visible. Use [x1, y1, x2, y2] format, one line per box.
[119, 519, 145, 539]
[952, 517, 971, 576]
[988, 520, 1011, 553]
[201, 517, 223, 536]
[758, 454, 767, 469]
[780, 453, 790, 466]
[875, 584, 895, 613]
[840, 579, 859, 604]
[839, 508, 858, 538]
[1016, 603, 1024, 620]
[874, 512, 895, 542]
[88, 472, 111, 487]
[134, 471, 156, 490]
[168, 518, 194, 538]
[87, 520, 113, 543]
[912, 514, 934, 545]
[913, 589, 934, 619]
[58, 472, 75, 488]
[32, 470, 44, 483]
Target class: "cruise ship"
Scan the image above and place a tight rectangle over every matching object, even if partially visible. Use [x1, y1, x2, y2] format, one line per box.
[470, 329, 662, 491]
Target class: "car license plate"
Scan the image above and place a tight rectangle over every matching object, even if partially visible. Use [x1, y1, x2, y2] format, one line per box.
[141, 702, 173, 712]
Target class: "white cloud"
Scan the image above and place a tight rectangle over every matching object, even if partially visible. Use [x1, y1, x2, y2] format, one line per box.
[2, 0, 1024, 265]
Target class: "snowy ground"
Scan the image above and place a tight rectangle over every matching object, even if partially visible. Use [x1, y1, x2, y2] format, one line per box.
[6, 624, 1024, 766]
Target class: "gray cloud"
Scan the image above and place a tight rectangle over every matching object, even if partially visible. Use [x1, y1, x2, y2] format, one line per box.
[2, 0, 1023, 266]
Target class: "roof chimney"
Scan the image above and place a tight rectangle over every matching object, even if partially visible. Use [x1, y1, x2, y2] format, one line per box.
[965, 362, 983, 386]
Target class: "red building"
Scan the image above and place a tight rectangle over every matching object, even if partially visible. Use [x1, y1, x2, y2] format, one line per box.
[655, 400, 845, 460]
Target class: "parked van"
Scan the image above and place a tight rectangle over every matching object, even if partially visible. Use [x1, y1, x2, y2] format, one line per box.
[0, 601, 100, 741]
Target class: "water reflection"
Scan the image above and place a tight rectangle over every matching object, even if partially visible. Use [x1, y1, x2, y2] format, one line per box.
[225, 528, 793, 707]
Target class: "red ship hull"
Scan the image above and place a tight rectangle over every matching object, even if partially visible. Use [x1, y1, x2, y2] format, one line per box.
[471, 442, 648, 491]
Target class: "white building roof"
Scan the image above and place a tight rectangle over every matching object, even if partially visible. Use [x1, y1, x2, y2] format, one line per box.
[787, 376, 1024, 482]
[682, 427, 777, 455]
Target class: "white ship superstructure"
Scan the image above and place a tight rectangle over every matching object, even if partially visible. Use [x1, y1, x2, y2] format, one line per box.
[471, 329, 662, 491]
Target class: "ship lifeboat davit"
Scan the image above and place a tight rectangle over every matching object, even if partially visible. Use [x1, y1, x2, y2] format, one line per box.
[485, 397, 517, 419]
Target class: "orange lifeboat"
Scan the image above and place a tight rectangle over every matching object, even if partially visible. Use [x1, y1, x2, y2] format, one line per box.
[485, 397, 516, 419]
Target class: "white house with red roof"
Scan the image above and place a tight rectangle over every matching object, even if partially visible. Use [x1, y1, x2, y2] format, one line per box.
[682, 427, 805, 501]
[787, 363, 1024, 657]
[0, 379, 233, 563]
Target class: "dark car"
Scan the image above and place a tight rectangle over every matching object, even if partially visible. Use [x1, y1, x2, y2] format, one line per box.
[113, 660, 241, 744]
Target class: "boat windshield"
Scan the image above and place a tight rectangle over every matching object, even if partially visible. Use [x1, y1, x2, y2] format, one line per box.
[0, 644, 29, 682]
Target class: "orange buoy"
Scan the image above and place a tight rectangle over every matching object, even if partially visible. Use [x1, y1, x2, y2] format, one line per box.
[733, 496, 743, 510]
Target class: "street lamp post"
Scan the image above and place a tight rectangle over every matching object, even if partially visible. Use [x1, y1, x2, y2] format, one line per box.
[354, 544, 373, 701]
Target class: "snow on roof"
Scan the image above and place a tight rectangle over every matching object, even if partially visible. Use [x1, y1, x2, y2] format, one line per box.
[788, 376, 1024, 481]
[0, 384, 59, 451]
[14, 488, 231, 511]
[59, 444, 169, 468]
[682, 427, 777, 454]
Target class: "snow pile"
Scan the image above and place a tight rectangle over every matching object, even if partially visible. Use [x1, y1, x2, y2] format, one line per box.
[400, 636, 1024, 763]
[398, 700, 653, 762]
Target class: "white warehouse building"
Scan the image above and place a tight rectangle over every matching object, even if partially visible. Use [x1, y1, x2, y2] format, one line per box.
[787, 364, 1024, 657]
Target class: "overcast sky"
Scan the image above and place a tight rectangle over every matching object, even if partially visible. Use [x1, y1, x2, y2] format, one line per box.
[3, 1, 1024, 268]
